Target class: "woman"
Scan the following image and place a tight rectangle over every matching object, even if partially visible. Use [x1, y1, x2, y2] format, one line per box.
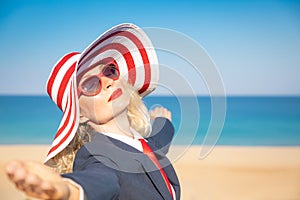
[5, 23, 180, 200]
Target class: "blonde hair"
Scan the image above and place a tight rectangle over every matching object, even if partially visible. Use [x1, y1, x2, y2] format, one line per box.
[51, 84, 151, 173]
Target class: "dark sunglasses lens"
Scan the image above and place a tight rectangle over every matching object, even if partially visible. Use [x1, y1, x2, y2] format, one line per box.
[102, 65, 119, 79]
[81, 76, 101, 95]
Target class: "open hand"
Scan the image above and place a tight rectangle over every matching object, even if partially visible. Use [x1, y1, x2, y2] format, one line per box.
[5, 160, 70, 200]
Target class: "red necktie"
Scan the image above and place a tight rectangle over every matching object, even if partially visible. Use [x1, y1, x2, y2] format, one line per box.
[139, 139, 174, 198]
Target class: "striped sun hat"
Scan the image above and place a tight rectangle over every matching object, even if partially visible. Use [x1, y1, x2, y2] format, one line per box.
[45, 23, 159, 163]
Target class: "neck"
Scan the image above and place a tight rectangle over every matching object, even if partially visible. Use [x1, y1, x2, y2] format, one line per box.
[88, 110, 133, 138]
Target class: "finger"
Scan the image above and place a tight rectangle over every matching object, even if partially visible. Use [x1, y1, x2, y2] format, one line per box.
[151, 107, 163, 115]
[40, 181, 56, 198]
[25, 173, 42, 190]
[14, 168, 27, 191]
[24, 173, 43, 197]
[5, 161, 29, 192]
[149, 110, 157, 120]
[155, 107, 164, 113]
[150, 107, 171, 120]
[12, 165, 27, 183]
[5, 160, 23, 180]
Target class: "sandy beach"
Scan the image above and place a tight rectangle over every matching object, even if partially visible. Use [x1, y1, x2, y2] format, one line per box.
[1, 145, 300, 200]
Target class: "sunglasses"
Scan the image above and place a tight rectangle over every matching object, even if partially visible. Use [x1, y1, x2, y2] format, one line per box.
[78, 64, 120, 97]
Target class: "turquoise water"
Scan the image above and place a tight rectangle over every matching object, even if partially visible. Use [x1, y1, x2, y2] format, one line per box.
[0, 95, 299, 146]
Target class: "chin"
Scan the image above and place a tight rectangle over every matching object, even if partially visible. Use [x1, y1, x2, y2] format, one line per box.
[95, 108, 126, 125]
[111, 98, 130, 112]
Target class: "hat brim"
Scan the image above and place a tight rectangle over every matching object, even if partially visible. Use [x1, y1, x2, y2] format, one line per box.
[77, 23, 159, 97]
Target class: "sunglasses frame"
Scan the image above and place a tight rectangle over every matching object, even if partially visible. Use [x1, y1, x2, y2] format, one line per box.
[77, 64, 120, 97]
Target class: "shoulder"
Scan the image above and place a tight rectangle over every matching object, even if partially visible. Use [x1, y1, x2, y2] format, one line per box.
[73, 136, 118, 170]
[74, 134, 145, 173]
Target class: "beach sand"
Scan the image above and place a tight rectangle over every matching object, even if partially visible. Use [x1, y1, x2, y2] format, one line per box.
[1, 145, 300, 200]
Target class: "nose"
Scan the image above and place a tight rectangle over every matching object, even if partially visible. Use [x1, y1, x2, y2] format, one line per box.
[101, 76, 114, 91]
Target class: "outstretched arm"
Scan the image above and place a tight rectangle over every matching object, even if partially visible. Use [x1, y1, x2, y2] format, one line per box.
[5, 160, 80, 200]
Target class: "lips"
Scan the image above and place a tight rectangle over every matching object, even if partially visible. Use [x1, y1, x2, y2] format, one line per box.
[108, 88, 122, 102]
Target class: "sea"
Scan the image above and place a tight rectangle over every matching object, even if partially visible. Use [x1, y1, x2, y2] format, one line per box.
[0, 95, 299, 146]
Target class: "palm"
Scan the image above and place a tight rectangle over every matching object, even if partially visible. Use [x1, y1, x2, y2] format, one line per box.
[5, 160, 69, 200]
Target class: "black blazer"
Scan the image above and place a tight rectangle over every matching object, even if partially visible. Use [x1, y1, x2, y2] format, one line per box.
[62, 117, 180, 200]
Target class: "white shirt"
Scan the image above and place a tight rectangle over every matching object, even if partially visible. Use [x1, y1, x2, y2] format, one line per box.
[100, 128, 144, 152]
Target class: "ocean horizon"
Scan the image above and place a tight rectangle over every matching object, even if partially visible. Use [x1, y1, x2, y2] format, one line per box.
[0, 95, 299, 146]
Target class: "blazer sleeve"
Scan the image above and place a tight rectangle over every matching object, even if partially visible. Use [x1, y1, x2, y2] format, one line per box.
[147, 117, 175, 155]
[61, 146, 120, 200]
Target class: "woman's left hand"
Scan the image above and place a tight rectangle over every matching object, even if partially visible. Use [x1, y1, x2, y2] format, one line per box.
[149, 107, 172, 122]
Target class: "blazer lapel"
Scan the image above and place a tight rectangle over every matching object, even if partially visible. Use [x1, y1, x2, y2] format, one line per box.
[137, 155, 173, 200]
[89, 132, 173, 200]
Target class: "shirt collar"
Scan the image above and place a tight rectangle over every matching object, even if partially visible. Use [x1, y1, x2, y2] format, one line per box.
[99, 128, 145, 152]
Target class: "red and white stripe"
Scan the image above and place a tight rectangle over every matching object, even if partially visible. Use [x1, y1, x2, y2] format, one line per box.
[77, 23, 159, 96]
[45, 52, 81, 163]
[45, 24, 159, 163]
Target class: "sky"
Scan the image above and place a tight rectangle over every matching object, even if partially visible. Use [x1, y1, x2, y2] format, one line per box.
[0, 0, 299, 96]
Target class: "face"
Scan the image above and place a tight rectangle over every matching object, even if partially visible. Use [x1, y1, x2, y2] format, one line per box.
[77, 64, 131, 125]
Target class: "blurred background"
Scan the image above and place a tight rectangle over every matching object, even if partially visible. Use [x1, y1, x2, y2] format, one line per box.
[0, 0, 299, 145]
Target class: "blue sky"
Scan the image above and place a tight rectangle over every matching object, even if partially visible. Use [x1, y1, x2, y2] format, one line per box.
[0, 0, 299, 95]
